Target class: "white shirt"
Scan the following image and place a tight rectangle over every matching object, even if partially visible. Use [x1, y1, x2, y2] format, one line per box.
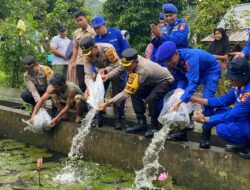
[50, 35, 70, 65]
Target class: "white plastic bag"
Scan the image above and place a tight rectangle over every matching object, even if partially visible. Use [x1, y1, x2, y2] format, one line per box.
[87, 74, 105, 109]
[158, 89, 191, 131]
[22, 108, 52, 133]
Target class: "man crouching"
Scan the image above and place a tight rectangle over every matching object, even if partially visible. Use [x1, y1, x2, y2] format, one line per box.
[29, 73, 85, 127]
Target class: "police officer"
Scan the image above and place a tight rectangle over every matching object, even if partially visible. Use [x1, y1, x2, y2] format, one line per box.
[91, 16, 129, 58]
[91, 15, 129, 115]
[191, 57, 250, 159]
[150, 3, 189, 62]
[98, 48, 174, 138]
[155, 41, 221, 149]
[79, 36, 124, 129]
[21, 55, 53, 108]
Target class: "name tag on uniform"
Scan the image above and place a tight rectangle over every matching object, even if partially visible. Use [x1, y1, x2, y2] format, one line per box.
[110, 38, 118, 42]
[172, 25, 178, 32]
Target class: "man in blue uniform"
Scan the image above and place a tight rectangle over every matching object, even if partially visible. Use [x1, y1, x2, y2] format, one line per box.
[191, 57, 250, 159]
[150, 3, 189, 63]
[91, 16, 129, 116]
[91, 16, 129, 58]
[155, 41, 221, 149]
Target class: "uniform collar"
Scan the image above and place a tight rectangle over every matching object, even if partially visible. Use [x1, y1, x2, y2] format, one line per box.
[169, 18, 180, 27]
[97, 27, 110, 39]
[80, 25, 94, 34]
[234, 80, 250, 93]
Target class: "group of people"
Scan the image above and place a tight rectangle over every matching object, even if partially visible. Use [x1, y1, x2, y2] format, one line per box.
[21, 3, 250, 159]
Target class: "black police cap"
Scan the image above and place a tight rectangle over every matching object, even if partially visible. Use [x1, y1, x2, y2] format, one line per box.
[225, 57, 250, 80]
[22, 55, 37, 66]
[122, 48, 138, 61]
[79, 36, 95, 52]
[58, 25, 66, 32]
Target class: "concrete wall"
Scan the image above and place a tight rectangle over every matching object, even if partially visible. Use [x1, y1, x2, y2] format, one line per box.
[0, 104, 249, 190]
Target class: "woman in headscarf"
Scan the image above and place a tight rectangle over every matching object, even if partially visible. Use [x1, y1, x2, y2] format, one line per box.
[208, 28, 230, 70]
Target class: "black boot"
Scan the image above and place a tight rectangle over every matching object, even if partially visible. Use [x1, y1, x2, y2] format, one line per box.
[114, 113, 122, 130]
[126, 115, 147, 133]
[167, 129, 188, 141]
[199, 127, 211, 149]
[225, 144, 246, 153]
[144, 121, 160, 138]
[225, 141, 250, 153]
[91, 112, 104, 128]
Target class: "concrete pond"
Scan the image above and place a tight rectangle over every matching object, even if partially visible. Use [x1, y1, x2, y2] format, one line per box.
[0, 86, 249, 190]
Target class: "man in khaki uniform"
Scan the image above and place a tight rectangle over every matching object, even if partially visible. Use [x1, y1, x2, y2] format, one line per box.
[71, 11, 95, 92]
[21, 55, 53, 108]
[80, 36, 124, 129]
[98, 48, 174, 138]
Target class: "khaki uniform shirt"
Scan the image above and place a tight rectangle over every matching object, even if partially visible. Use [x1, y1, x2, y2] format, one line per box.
[84, 43, 120, 86]
[109, 55, 174, 104]
[73, 25, 95, 65]
[24, 65, 53, 102]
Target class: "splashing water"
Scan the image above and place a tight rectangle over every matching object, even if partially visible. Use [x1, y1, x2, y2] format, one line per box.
[54, 109, 96, 184]
[133, 120, 174, 190]
[68, 109, 96, 158]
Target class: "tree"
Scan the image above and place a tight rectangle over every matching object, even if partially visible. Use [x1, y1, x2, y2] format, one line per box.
[103, 0, 193, 53]
[184, 0, 240, 48]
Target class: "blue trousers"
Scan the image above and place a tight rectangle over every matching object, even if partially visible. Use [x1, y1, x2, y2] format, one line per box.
[200, 73, 221, 128]
[214, 108, 250, 145]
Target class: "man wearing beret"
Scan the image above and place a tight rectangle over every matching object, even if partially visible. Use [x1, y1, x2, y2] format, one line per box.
[155, 41, 221, 149]
[79, 36, 124, 129]
[191, 57, 250, 159]
[150, 3, 189, 62]
[21, 55, 53, 109]
[98, 48, 174, 138]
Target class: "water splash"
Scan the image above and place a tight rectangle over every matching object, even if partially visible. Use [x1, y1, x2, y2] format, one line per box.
[133, 120, 173, 190]
[54, 109, 96, 184]
[68, 109, 96, 158]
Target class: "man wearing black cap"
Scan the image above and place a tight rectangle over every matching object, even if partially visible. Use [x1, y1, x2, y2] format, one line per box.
[98, 48, 174, 138]
[191, 57, 250, 159]
[50, 25, 70, 79]
[79, 36, 124, 129]
[21, 55, 53, 108]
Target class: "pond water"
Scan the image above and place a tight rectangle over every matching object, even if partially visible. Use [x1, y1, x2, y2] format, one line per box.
[0, 139, 189, 190]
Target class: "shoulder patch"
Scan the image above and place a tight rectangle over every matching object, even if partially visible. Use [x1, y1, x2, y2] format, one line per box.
[180, 23, 186, 31]
[105, 48, 118, 62]
[240, 92, 250, 103]
[41, 66, 53, 80]
[125, 73, 139, 94]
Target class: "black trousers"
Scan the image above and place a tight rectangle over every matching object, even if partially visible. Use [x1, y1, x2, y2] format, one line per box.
[76, 65, 86, 92]
[106, 74, 124, 115]
[21, 85, 47, 107]
[131, 80, 170, 123]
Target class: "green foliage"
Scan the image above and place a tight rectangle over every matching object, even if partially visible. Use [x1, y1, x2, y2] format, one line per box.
[103, 0, 193, 53]
[184, 0, 240, 48]
[0, 0, 89, 88]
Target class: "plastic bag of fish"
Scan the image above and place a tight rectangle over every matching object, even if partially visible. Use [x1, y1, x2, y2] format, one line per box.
[158, 89, 191, 131]
[22, 108, 52, 133]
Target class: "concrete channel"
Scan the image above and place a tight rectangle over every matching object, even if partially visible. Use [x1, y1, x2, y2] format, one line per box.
[0, 87, 249, 190]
